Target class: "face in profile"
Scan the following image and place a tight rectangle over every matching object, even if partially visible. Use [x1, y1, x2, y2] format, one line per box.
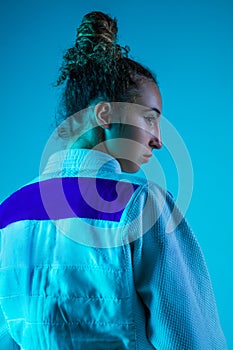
[97, 81, 162, 173]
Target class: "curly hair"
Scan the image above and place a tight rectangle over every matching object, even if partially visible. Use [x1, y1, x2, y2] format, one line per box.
[56, 11, 158, 119]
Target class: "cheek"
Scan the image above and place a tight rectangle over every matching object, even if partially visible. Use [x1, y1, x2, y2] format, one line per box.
[121, 125, 149, 144]
[106, 124, 150, 160]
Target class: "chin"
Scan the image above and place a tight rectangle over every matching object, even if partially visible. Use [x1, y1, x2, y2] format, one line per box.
[118, 159, 141, 173]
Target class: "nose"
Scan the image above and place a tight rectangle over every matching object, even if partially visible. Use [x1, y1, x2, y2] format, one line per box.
[149, 126, 162, 149]
[149, 136, 162, 149]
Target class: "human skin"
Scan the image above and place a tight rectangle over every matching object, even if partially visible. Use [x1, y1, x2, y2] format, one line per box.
[95, 80, 162, 173]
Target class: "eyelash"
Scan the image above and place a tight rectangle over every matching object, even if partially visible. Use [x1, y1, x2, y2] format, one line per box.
[144, 116, 155, 126]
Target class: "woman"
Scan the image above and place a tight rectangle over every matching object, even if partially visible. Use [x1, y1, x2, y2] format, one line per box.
[0, 11, 227, 349]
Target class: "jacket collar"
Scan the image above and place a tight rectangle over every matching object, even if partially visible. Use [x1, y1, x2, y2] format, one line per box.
[42, 149, 122, 177]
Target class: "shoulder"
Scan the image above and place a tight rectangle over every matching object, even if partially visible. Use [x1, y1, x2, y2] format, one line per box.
[0, 180, 43, 230]
[124, 175, 174, 213]
[119, 176, 182, 242]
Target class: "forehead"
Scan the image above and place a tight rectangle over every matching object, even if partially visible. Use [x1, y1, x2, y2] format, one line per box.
[134, 80, 162, 114]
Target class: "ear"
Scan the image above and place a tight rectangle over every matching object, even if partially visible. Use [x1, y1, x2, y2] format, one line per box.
[94, 102, 112, 129]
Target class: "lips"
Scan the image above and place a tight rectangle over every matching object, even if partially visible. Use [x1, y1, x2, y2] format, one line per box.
[143, 153, 152, 158]
[143, 154, 152, 163]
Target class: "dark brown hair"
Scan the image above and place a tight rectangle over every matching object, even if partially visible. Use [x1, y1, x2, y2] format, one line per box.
[56, 11, 158, 118]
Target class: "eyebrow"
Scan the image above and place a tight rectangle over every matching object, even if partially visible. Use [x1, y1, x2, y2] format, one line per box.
[143, 107, 161, 115]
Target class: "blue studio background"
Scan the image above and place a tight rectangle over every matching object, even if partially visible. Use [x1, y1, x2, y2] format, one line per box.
[0, 0, 232, 347]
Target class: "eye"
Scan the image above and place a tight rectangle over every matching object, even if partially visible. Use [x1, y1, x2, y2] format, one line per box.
[144, 115, 155, 126]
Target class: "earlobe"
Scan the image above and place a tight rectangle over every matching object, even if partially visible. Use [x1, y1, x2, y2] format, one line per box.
[95, 102, 112, 129]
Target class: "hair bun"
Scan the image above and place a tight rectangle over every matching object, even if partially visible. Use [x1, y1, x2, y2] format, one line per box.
[56, 11, 130, 86]
[76, 11, 118, 47]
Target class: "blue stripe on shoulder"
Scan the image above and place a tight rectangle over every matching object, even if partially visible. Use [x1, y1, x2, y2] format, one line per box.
[0, 177, 139, 229]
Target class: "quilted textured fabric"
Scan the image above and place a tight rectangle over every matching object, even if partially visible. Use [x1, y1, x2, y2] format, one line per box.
[0, 149, 227, 349]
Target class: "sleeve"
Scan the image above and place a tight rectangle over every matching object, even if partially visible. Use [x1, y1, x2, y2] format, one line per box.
[0, 224, 20, 350]
[0, 305, 20, 350]
[131, 186, 227, 350]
